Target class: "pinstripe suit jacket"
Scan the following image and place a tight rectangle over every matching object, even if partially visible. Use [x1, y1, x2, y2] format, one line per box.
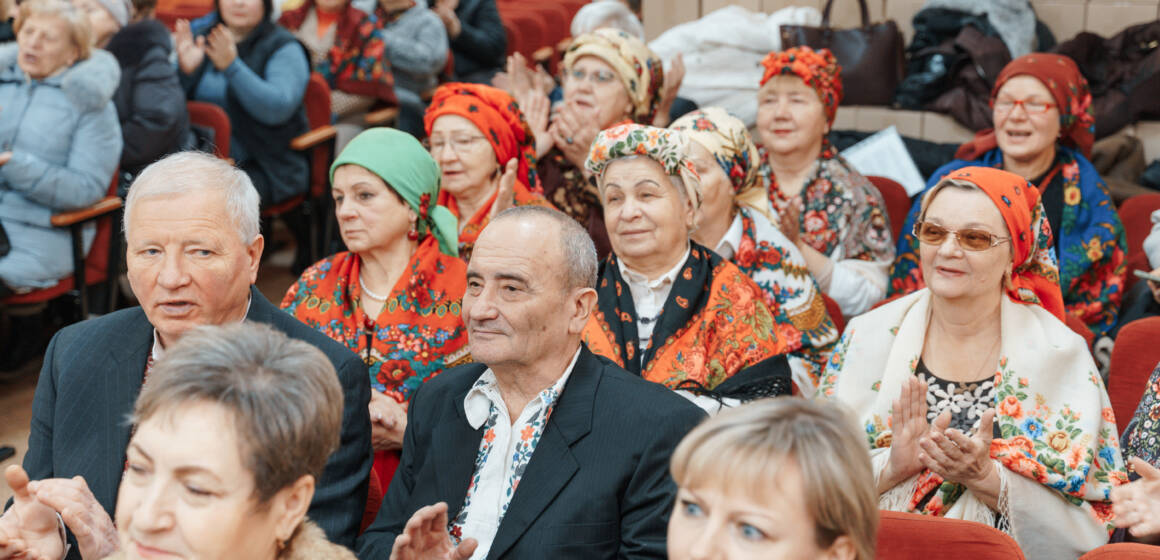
[18, 286, 372, 558]
[356, 346, 706, 559]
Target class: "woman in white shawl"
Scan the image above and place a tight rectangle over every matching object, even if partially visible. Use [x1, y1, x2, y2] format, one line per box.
[820, 166, 1126, 559]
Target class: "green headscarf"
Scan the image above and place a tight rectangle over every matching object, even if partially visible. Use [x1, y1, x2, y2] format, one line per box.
[330, 128, 459, 257]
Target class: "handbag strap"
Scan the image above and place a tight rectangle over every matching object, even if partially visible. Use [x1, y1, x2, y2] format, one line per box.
[820, 0, 871, 28]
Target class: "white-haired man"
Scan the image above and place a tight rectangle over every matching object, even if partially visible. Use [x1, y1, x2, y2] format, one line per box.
[0, 152, 371, 560]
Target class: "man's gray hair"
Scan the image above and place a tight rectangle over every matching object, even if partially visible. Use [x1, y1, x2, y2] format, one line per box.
[131, 322, 342, 503]
[571, 0, 645, 39]
[492, 206, 598, 291]
[123, 152, 261, 244]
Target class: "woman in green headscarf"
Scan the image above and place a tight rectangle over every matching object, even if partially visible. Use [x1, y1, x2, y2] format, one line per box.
[281, 127, 468, 487]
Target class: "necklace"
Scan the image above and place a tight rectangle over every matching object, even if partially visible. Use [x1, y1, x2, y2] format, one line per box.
[359, 274, 389, 301]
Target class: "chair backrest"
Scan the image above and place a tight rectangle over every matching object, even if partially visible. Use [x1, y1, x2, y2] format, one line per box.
[1119, 193, 1160, 292]
[1065, 313, 1095, 350]
[876, 510, 1025, 559]
[1107, 316, 1160, 433]
[866, 175, 912, 241]
[304, 73, 333, 199]
[821, 291, 845, 334]
[1081, 543, 1160, 559]
[186, 101, 231, 160]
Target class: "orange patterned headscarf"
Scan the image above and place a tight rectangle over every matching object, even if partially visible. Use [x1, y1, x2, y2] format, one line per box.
[923, 167, 1065, 320]
[759, 46, 844, 128]
[423, 82, 541, 192]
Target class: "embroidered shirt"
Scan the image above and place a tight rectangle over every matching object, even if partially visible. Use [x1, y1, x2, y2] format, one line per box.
[713, 213, 745, 261]
[617, 248, 691, 354]
[448, 349, 581, 559]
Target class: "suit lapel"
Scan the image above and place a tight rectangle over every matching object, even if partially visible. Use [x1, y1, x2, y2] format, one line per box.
[433, 369, 487, 518]
[485, 349, 599, 559]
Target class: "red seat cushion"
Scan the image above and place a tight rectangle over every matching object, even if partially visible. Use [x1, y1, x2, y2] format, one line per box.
[867, 175, 912, 242]
[876, 510, 1025, 559]
[1119, 193, 1160, 292]
[1081, 543, 1160, 559]
[1107, 316, 1160, 433]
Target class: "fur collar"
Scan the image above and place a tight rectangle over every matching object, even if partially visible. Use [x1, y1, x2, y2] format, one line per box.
[0, 42, 121, 112]
[105, 19, 173, 68]
[101, 520, 356, 560]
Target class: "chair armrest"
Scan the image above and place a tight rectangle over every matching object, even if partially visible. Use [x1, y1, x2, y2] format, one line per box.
[532, 46, 554, 66]
[50, 196, 123, 228]
[364, 107, 401, 126]
[290, 125, 338, 151]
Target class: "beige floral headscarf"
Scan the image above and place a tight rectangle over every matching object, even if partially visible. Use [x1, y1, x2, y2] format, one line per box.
[585, 123, 702, 209]
[563, 28, 665, 124]
[669, 107, 769, 218]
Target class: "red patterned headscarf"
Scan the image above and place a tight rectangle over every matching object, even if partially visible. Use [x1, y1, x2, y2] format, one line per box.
[423, 82, 541, 192]
[759, 47, 844, 128]
[956, 54, 1095, 161]
[923, 166, 1066, 320]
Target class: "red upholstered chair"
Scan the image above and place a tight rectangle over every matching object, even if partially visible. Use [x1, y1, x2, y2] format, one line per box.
[876, 510, 1025, 559]
[1081, 543, 1160, 558]
[360, 468, 384, 534]
[866, 175, 912, 242]
[1107, 317, 1160, 433]
[2, 172, 123, 322]
[186, 101, 231, 160]
[821, 292, 845, 334]
[1119, 193, 1160, 293]
[1065, 313, 1096, 351]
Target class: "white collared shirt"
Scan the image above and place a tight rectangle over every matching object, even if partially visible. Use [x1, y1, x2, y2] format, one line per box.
[713, 214, 745, 261]
[449, 349, 582, 560]
[617, 248, 691, 354]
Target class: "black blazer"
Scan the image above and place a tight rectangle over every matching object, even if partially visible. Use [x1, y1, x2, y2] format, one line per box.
[356, 346, 706, 559]
[18, 287, 371, 557]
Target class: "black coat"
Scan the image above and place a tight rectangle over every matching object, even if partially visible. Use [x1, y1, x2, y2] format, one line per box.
[356, 346, 706, 559]
[18, 287, 372, 558]
[105, 19, 193, 178]
[450, 0, 506, 82]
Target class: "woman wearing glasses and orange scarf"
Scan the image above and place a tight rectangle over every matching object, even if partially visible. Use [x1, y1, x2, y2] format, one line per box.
[821, 167, 1125, 559]
[890, 54, 1127, 336]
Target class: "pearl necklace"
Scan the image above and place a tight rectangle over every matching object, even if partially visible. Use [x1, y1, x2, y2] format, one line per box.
[359, 274, 389, 301]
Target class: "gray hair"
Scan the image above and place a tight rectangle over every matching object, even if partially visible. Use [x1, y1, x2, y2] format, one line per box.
[571, 0, 644, 39]
[131, 322, 342, 503]
[918, 177, 982, 222]
[491, 206, 598, 291]
[124, 152, 261, 245]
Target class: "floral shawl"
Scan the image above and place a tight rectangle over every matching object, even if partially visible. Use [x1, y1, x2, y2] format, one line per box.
[888, 147, 1127, 335]
[280, 238, 470, 402]
[1121, 362, 1160, 469]
[582, 243, 799, 399]
[820, 290, 1125, 541]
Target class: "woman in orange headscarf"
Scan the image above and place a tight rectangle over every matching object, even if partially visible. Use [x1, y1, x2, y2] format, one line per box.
[423, 82, 553, 260]
[822, 166, 1124, 560]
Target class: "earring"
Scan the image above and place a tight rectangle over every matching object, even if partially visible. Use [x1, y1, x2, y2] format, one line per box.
[276, 537, 287, 552]
[407, 222, 419, 241]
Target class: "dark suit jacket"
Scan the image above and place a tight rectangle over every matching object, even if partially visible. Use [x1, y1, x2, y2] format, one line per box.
[356, 346, 706, 559]
[17, 286, 372, 557]
[450, 0, 506, 81]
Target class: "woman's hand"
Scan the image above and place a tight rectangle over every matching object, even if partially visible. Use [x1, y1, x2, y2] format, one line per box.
[1114, 457, 1160, 538]
[432, 0, 461, 39]
[174, 19, 206, 75]
[919, 408, 997, 487]
[880, 377, 939, 494]
[488, 159, 518, 218]
[514, 89, 553, 159]
[0, 465, 66, 560]
[205, 25, 238, 71]
[652, 53, 684, 128]
[370, 390, 408, 452]
[550, 102, 598, 169]
[29, 476, 118, 560]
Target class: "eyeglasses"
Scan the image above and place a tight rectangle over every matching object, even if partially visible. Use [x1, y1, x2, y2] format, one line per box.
[567, 68, 618, 85]
[425, 135, 487, 155]
[913, 222, 1010, 251]
[992, 97, 1056, 115]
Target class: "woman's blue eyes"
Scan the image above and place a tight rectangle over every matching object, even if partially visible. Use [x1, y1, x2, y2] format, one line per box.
[682, 500, 704, 516]
[739, 523, 767, 541]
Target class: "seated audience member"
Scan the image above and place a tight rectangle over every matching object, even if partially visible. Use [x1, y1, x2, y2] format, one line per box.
[671, 107, 838, 392]
[75, 0, 193, 186]
[822, 167, 1125, 560]
[668, 398, 877, 560]
[532, 28, 663, 257]
[283, 128, 468, 490]
[0, 323, 356, 559]
[581, 123, 798, 406]
[0, 0, 122, 369]
[1113, 456, 1160, 542]
[278, 0, 398, 149]
[1, 152, 371, 560]
[373, 0, 447, 137]
[757, 47, 894, 317]
[1107, 210, 1160, 338]
[175, 0, 309, 207]
[891, 54, 1126, 336]
[423, 82, 552, 260]
[1121, 363, 1160, 470]
[431, 0, 504, 84]
[356, 206, 706, 558]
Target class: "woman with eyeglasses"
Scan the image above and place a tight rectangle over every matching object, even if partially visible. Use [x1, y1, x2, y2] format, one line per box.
[532, 28, 664, 258]
[821, 166, 1125, 560]
[423, 82, 553, 261]
[890, 54, 1126, 337]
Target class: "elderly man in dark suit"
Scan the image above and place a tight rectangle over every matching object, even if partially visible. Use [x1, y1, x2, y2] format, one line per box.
[0, 152, 371, 560]
[356, 206, 706, 560]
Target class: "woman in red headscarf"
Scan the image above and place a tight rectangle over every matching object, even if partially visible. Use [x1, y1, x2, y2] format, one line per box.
[423, 82, 553, 260]
[756, 47, 895, 319]
[822, 166, 1125, 560]
[890, 54, 1127, 336]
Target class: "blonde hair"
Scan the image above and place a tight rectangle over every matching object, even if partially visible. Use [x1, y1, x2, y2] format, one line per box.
[670, 398, 878, 560]
[917, 177, 982, 222]
[15, 0, 93, 61]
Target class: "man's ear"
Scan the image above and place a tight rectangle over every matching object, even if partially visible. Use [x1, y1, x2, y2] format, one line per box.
[568, 287, 599, 335]
[246, 234, 265, 285]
